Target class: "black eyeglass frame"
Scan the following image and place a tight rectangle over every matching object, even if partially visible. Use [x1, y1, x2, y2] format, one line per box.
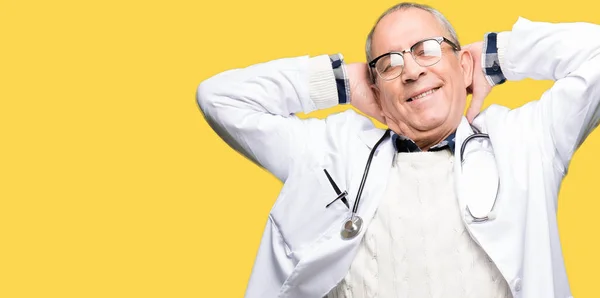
[368, 36, 460, 81]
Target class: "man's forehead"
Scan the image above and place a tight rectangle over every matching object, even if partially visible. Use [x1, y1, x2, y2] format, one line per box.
[372, 8, 446, 55]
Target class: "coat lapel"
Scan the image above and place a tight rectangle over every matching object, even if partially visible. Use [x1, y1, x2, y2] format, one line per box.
[454, 110, 525, 294]
[279, 127, 396, 298]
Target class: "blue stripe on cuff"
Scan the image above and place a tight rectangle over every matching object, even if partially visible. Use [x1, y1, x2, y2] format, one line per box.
[485, 33, 497, 54]
[483, 32, 507, 85]
[330, 54, 350, 104]
[336, 78, 348, 104]
[331, 59, 342, 69]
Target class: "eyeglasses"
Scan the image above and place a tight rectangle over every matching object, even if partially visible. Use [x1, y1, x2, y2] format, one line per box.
[368, 36, 459, 81]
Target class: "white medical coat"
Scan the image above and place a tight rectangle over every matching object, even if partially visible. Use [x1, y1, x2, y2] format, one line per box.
[197, 17, 600, 298]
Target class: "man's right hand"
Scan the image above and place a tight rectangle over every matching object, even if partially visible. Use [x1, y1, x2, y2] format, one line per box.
[463, 42, 493, 123]
[346, 63, 386, 125]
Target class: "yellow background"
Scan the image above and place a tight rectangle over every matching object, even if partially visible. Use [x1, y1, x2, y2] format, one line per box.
[2, 0, 600, 297]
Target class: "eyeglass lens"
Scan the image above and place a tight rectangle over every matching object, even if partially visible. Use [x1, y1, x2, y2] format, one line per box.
[375, 39, 443, 80]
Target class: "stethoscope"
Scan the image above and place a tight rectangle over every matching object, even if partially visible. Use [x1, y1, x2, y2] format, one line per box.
[459, 126, 500, 223]
[328, 127, 499, 240]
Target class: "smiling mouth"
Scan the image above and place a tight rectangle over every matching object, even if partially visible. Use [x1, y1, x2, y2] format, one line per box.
[407, 87, 440, 102]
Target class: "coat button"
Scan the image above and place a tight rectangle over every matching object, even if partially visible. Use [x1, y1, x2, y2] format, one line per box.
[513, 278, 522, 292]
[492, 62, 500, 71]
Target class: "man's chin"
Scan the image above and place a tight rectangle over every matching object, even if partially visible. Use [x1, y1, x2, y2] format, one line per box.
[411, 118, 446, 132]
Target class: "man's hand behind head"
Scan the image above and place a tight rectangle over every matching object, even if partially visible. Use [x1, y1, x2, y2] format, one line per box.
[463, 42, 493, 123]
[347, 62, 386, 125]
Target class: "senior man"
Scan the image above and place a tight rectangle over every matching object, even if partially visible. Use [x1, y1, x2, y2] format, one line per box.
[197, 2, 600, 298]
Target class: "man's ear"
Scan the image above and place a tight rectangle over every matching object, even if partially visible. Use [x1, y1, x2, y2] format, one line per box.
[459, 49, 474, 88]
[370, 82, 384, 112]
[370, 82, 381, 105]
[370, 82, 387, 123]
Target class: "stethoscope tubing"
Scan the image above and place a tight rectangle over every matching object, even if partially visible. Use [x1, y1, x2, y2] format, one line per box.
[351, 129, 392, 214]
[460, 133, 490, 163]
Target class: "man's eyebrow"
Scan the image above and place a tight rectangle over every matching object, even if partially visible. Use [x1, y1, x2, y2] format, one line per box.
[381, 40, 418, 54]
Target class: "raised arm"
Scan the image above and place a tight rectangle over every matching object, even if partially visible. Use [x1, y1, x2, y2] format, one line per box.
[197, 54, 380, 181]
[197, 55, 338, 181]
[470, 17, 600, 174]
[498, 17, 600, 173]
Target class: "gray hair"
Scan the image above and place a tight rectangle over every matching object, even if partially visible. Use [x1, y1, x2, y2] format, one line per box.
[365, 2, 461, 65]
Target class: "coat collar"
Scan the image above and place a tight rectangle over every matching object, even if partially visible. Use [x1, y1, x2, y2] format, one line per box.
[358, 126, 389, 150]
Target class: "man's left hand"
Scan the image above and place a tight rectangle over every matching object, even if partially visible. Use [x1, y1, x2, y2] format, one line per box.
[463, 42, 493, 123]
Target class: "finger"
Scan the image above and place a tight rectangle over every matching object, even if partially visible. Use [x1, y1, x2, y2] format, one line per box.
[466, 90, 484, 123]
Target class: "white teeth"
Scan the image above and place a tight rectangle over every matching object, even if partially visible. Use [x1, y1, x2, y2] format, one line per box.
[410, 88, 438, 101]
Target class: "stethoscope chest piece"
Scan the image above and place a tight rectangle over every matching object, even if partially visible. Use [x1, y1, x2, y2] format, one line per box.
[341, 215, 363, 240]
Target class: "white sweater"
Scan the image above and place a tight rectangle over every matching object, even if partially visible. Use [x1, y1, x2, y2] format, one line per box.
[327, 150, 512, 298]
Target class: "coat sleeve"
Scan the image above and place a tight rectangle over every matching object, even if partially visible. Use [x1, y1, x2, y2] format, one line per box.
[196, 55, 349, 181]
[498, 17, 600, 174]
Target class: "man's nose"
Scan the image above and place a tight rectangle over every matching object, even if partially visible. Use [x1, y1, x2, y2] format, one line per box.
[401, 54, 426, 83]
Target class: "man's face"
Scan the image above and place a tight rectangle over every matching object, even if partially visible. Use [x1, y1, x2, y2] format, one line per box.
[370, 8, 473, 145]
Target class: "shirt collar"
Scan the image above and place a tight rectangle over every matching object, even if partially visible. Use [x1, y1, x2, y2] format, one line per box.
[391, 131, 457, 154]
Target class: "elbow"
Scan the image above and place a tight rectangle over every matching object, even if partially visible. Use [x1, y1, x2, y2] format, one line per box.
[196, 69, 239, 113]
[196, 78, 217, 113]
